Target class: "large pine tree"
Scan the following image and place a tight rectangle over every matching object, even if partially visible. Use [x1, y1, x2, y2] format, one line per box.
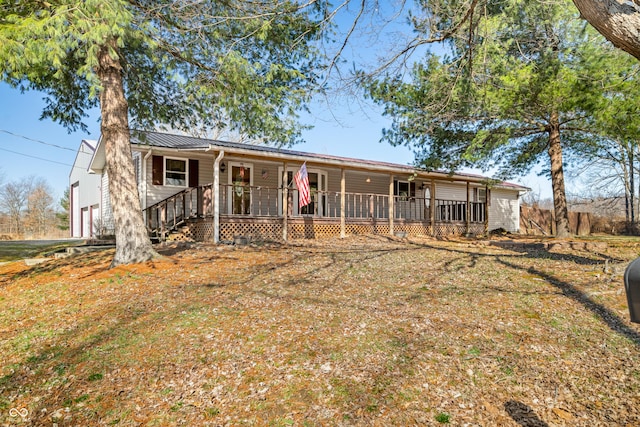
[366, 0, 625, 236]
[0, 1, 325, 265]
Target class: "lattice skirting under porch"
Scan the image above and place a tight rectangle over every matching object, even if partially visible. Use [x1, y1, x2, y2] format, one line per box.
[219, 219, 392, 241]
[430, 223, 485, 236]
[394, 223, 432, 237]
[220, 221, 283, 241]
[166, 217, 486, 242]
[287, 222, 393, 239]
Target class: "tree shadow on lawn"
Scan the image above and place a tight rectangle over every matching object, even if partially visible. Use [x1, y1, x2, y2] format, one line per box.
[0, 279, 234, 426]
[196, 236, 640, 348]
[0, 303, 151, 425]
[411, 240, 640, 347]
[504, 400, 549, 427]
[200, 238, 638, 346]
[0, 259, 432, 426]
[3, 236, 636, 424]
[498, 256, 640, 346]
[202, 242, 418, 291]
[1, 249, 115, 287]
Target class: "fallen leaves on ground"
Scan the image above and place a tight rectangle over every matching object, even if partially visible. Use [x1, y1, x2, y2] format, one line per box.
[1, 235, 640, 426]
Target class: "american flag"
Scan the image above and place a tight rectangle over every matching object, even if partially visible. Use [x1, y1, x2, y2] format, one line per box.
[294, 162, 311, 208]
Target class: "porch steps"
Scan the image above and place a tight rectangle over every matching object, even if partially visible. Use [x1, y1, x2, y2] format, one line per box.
[160, 217, 208, 243]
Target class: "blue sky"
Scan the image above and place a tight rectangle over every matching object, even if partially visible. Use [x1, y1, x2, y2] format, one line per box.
[0, 83, 99, 201]
[0, 81, 551, 202]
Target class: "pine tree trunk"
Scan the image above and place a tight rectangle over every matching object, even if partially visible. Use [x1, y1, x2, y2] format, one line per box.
[548, 112, 571, 237]
[97, 40, 157, 266]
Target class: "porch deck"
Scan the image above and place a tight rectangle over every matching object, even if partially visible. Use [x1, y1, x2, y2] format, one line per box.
[144, 183, 488, 242]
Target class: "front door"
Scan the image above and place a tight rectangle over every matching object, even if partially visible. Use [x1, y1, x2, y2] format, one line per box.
[280, 168, 327, 216]
[229, 164, 252, 215]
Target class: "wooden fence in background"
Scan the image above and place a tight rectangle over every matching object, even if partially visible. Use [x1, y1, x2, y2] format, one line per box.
[520, 205, 592, 236]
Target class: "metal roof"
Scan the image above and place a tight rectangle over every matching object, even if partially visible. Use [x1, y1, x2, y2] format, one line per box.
[111, 130, 530, 191]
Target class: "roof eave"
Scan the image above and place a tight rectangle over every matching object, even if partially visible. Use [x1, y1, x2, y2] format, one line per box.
[87, 135, 106, 174]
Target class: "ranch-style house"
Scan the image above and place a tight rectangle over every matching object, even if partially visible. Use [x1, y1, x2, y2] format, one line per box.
[69, 131, 529, 242]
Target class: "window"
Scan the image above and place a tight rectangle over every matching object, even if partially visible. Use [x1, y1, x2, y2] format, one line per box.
[470, 187, 487, 203]
[394, 180, 416, 200]
[478, 188, 487, 203]
[165, 158, 187, 186]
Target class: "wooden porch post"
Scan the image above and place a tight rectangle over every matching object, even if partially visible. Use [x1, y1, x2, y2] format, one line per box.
[430, 180, 436, 237]
[213, 150, 224, 243]
[484, 185, 490, 235]
[282, 162, 288, 241]
[466, 181, 471, 235]
[196, 186, 203, 217]
[389, 175, 394, 236]
[340, 168, 346, 238]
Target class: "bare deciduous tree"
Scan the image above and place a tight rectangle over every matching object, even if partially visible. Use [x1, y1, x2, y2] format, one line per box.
[0, 176, 34, 235]
[24, 179, 56, 238]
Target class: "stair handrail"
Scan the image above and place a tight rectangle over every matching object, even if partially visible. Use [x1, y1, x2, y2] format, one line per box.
[144, 184, 213, 240]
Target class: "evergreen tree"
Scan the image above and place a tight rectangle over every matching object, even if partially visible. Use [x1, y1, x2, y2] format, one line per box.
[57, 188, 69, 231]
[366, 0, 626, 236]
[0, 1, 325, 265]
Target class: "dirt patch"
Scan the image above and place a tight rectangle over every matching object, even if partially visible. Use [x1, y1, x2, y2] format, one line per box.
[1, 235, 639, 426]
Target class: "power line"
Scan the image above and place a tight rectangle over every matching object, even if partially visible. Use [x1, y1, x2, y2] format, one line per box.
[0, 146, 74, 167]
[0, 129, 77, 152]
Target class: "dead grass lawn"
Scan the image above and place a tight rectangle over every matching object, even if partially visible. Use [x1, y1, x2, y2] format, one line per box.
[1, 235, 640, 426]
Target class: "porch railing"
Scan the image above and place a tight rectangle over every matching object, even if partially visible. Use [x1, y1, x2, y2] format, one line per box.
[145, 185, 204, 239]
[144, 184, 487, 238]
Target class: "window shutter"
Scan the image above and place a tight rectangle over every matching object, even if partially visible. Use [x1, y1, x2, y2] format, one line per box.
[152, 155, 163, 185]
[189, 159, 199, 187]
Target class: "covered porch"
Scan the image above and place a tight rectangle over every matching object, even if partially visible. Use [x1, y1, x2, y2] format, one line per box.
[144, 179, 488, 242]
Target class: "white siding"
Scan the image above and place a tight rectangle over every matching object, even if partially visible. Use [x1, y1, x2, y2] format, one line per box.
[81, 208, 90, 238]
[434, 182, 468, 201]
[134, 148, 523, 232]
[101, 173, 115, 235]
[143, 152, 215, 207]
[246, 160, 280, 215]
[69, 140, 102, 237]
[343, 170, 386, 194]
[489, 188, 520, 232]
[347, 171, 390, 218]
[133, 151, 142, 198]
[71, 183, 80, 237]
[142, 152, 283, 215]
